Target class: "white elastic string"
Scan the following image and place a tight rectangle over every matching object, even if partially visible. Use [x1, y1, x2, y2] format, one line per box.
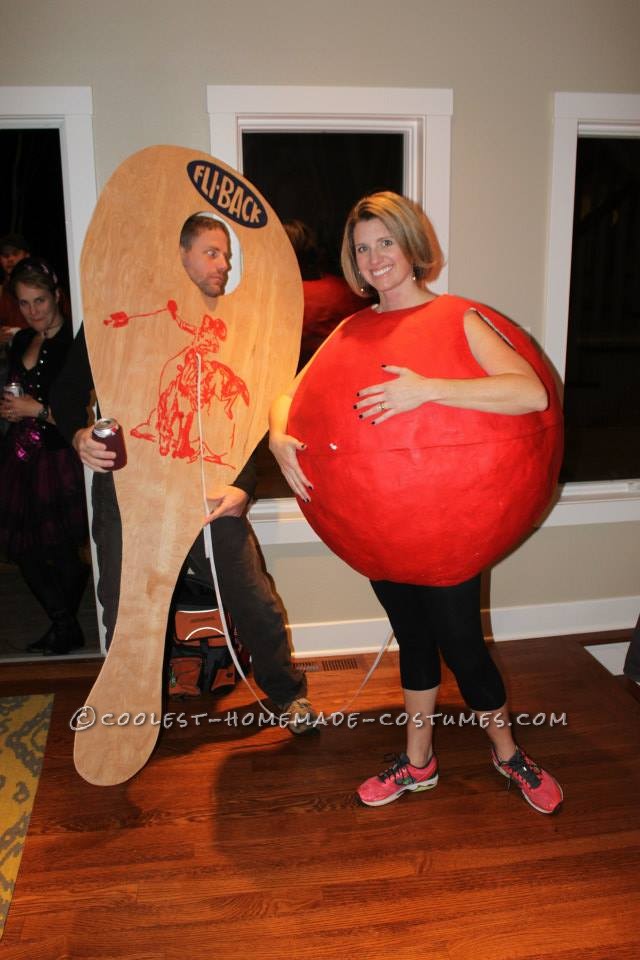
[194, 351, 390, 724]
[183, 626, 225, 643]
[328, 629, 394, 715]
[201, 522, 278, 719]
[195, 352, 277, 721]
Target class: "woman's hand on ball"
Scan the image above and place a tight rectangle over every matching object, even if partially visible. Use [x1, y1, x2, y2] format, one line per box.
[269, 431, 314, 501]
[354, 365, 433, 423]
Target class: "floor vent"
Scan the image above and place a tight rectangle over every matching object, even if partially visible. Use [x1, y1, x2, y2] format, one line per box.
[297, 657, 361, 672]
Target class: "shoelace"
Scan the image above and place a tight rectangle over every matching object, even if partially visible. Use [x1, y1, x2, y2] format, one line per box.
[378, 754, 414, 784]
[288, 700, 313, 724]
[501, 750, 542, 789]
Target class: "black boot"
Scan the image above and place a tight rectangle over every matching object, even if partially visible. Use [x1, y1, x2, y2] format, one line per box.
[18, 550, 85, 654]
[42, 613, 85, 656]
[43, 548, 89, 654]
[26, 625, 55, 652]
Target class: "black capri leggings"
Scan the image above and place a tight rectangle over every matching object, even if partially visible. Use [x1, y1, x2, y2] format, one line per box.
[370, 574, 506, 712]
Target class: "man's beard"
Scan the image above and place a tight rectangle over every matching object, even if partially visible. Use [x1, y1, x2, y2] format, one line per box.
[199, 274, 228, 298]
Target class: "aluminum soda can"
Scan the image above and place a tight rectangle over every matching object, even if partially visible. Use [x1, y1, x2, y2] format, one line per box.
[4, 381, 24, 397]
[91, 417, 127, 470]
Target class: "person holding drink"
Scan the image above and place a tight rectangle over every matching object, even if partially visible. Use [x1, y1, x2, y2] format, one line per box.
[0, 258, 89, 655]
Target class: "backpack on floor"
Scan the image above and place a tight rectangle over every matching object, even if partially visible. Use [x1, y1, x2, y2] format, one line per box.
[166, 573, 249, 699]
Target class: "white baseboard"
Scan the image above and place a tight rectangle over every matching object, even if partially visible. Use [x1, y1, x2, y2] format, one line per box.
[289, 594, 640, 656]
[486, 594, 640, 641]
[290, 618, 396, 658]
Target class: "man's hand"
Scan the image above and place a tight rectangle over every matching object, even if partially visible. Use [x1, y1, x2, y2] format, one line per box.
[73, 426, 116, 472]
[204, 485, 250, 523]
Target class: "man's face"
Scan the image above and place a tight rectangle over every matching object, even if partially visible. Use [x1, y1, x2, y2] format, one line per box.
[180, 227, 231, 300]
[0, 247, 28, 278]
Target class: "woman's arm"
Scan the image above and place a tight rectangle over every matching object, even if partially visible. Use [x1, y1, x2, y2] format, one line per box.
[268, 389, 313, 501]
[1, 328, 59, 424]
[354, 310, 548, 423]
[269, 313, 359, 499]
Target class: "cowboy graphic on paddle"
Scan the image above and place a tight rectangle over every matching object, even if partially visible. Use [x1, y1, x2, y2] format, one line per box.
[105, 298, 250, 465]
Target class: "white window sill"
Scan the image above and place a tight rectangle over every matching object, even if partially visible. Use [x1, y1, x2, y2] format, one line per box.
[540, 480, 640, 527]
[249, 480, 640, 546]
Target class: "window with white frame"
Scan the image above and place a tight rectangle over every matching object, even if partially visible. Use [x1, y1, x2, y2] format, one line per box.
[561, 134, 640, 483]
[207, 85, 453, 531]
[0, 86, 100, 651]
[207, 85, 452, 291]
[543, 92, 640, 527]
[0, 86, 96, 331]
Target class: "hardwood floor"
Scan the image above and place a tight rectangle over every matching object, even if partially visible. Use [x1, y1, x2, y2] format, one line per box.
[1, 635, 639, 960]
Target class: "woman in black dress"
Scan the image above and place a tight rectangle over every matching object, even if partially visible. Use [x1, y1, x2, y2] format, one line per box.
[0, 258, 89, 655]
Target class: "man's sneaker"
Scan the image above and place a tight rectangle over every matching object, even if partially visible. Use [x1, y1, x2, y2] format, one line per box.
[281, 697, 318, 735]
[492, 747, 563, 814]
[357, 752, 439, 807]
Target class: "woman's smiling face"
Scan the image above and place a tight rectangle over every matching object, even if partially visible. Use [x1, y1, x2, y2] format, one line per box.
[353, 217, 414, 301]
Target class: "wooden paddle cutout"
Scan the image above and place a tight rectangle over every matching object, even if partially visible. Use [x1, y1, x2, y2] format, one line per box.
[75, 146, 302, 785]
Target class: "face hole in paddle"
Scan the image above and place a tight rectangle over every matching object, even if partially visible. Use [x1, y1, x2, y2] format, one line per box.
[179, 212, 243, 298]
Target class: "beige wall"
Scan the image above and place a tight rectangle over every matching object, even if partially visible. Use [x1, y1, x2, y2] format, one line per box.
[265, 521, 640, 626]
[3, 0, 640, 629]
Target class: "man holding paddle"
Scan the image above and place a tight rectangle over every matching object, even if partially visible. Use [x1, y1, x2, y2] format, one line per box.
[51, 214, 317, 735]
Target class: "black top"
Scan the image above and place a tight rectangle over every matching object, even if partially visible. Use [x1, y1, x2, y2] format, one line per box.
[8, 322, 74, 451]
[50, 325, 258, 496]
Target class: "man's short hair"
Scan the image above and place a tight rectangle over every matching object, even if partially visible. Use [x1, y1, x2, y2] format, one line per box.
[179, 214, 231, 251]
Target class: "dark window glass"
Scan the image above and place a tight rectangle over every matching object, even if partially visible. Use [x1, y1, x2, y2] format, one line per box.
[242, 132, 404, 497]
[0, 129, 69, 292]
[561, 136, 640, 482]
[242, 132, 403, 274]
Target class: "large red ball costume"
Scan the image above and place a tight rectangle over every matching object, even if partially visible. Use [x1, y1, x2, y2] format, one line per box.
[288, 294, 563, 586]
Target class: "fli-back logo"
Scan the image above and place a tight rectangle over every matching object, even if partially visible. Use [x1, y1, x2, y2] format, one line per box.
[187, 161, 267, 228]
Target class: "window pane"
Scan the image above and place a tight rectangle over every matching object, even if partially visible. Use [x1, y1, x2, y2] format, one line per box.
[561, 136, 640, 482]
[0, 129, 69, 292]
[242, 132, 404, 498]
[242, 131, 403, 272]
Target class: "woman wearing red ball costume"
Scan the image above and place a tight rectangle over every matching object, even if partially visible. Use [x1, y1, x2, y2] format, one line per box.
[270, 192, 563, 814]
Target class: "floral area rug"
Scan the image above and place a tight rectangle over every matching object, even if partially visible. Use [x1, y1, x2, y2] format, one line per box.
[0, 694, 53, 938]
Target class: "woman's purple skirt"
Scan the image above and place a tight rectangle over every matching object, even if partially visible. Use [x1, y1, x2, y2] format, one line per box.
[0, 423, 88, 558]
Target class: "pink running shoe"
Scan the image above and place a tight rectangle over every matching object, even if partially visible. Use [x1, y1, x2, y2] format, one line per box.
[492, 747, 563, 814]
[357, 752, 439, 807]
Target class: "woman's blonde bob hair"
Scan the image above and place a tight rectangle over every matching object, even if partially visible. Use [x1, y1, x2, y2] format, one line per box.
[340, 191, 444, 297]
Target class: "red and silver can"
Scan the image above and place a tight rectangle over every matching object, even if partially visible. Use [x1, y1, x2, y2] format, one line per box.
[91, 417, 127, 470]
[4, 381, 24, 398]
